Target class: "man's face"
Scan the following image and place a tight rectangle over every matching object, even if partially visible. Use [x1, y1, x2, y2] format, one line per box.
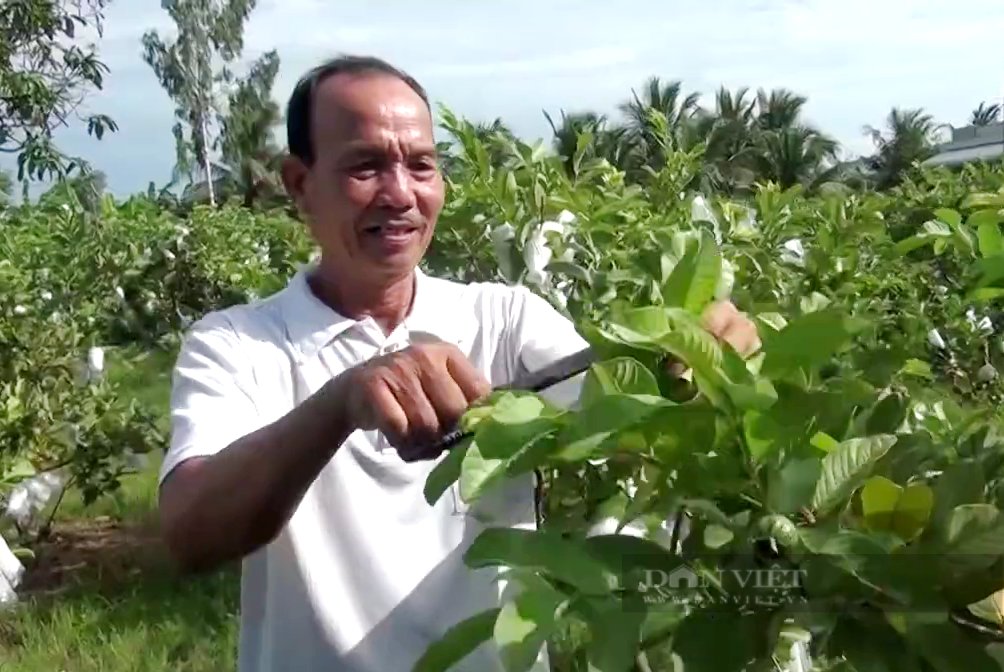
[283, 73, 444, 284]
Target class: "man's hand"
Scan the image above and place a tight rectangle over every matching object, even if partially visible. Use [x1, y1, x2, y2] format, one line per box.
[664, 301, 762, 382]
[702, 300, 761, 358]
[342, 342, 491, 461]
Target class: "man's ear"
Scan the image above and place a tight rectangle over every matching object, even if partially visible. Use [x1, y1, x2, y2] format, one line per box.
[280, 154, 309, 213]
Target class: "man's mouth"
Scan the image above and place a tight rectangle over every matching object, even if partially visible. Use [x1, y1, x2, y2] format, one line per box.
[362, 222, 423, 247]
[363, 222, 421, 235]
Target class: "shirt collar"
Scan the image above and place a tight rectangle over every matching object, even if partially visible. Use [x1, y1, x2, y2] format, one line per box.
[280, 263, 479, 362]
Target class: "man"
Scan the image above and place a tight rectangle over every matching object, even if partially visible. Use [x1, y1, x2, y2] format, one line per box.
[158, 55, 760, 672]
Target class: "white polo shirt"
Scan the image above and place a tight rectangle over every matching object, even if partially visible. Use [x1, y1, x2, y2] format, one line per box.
[161, 264, 588, 672]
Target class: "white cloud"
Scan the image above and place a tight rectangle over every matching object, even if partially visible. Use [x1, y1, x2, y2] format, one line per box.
[417, 47, 637, 79]
[7, 0, 1004, 194]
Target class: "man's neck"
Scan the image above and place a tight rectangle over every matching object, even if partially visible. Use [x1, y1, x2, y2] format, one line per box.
[307, 264, 416, 335]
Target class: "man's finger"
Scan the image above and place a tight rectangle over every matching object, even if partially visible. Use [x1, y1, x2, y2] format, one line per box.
[423, 374, 472, 431]
[446, 354, 492, 402]
[370, 382, 409, 439]
[701, 301, 737, 338]
[723, 318, 762, 358]
[394, 378, 442, 442]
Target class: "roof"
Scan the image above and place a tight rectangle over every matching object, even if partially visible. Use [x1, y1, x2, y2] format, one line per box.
[925, 143, 1004, 166]
[925, 122, 1004, 166]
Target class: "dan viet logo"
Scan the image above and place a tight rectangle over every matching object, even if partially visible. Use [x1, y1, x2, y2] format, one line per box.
[637, 563, 808, 607]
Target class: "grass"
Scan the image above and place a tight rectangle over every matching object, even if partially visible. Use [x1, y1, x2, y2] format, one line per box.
[1, 344, 242, 672]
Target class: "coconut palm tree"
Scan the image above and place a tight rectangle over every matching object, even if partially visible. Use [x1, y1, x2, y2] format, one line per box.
[750, 125, 840, 190]
[691, 87, 760, 192]
[619, 76, 702, 167]
[544, 109, 643, 179]
[863, 107, 941, 190]
[691, 85, 840, 194]
[971, 102, 1002, 126]
[753, 88, 809, 132]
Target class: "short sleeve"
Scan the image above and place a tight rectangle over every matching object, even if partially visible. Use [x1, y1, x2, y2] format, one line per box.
[159, 313, 264, 486]
[505, 287, 590, 409]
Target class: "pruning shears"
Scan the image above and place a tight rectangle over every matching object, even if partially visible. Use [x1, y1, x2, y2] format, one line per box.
[430, 345, 597, 454]
[428, 346, 695, 455]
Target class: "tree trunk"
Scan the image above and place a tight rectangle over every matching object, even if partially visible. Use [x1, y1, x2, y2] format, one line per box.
[200, 115, 216, 207]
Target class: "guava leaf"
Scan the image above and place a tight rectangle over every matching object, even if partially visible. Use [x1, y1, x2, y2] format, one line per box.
[812, 435, 897, 516]
[413, 608, 501, 672]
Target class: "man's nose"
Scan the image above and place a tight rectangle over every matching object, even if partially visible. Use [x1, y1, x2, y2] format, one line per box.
[376, 164, 417, 210]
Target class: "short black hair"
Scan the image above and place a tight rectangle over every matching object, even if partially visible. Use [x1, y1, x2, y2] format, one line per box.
[285, 54, 431, 165]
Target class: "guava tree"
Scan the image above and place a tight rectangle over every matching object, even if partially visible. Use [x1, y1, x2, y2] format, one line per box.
[418, 232, 1004, 672]
[418, 114, 1004, 672]
[0, 0, 118, 181]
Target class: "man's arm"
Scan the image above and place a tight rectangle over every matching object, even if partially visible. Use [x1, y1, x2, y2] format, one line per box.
[159, 314, 492, 574]
[158, 316, 356, 574]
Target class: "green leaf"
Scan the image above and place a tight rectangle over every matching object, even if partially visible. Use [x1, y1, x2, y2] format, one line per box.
[904, 618, 1001, 672]
[969, 255, 1004, 290]
[703, 524, 734, 549]
[613, 306, 671, 341]
[554, 393, 668, 461]
[672, 609, 769, 672]
[799, 291, 831, 314]
[546, 260, 591, 283]
[1, 457, 36, 483]
[967, 590, 1004, 626]
[464, 528, 616, 596]
[895, 219, 953, 255]
[864, 390, 909, 434]
[962, 192, 1004, 209]
[900, 358, 933, 379]
[11, 547, 35, 562]
[424, 437, 471, 505]
[580, 357, 660, 407]
[642, 401, 719, 460]
[810, 431, 840, 453]
[931, 504, 1004, 574]
[768, 456, 822, 515]
[935, 208, 963, 229]
[760, 307, 868, 380]
[494, 583, 567, 672]
[968, 286, 1004, 302]
[742, 410, 778, 464]
[799, 526, 902, 557]
[653, 308, 776, 411]
[756, 312, 787, 333]
[828, 613, 923, 672]
[580, 534, 681, 590]
[812, 435, 897, 516]
[661, 230, 721, 314]
[930, 461, 985, 530]
[974, 209, 1004, 258]
[577, 595, 647, 672]
[457, 394, 562, 501]
[413, 608, 501, 672]
[860, 476, 934, 541]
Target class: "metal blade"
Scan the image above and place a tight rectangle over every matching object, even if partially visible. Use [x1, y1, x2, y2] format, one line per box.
[498, 346, 596, 393]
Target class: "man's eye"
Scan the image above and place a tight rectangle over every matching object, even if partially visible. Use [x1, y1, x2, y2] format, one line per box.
[349, 162, 379, 175]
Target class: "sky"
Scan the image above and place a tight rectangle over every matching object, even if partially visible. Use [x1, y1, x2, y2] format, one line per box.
[13, 0, 1004, 197]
